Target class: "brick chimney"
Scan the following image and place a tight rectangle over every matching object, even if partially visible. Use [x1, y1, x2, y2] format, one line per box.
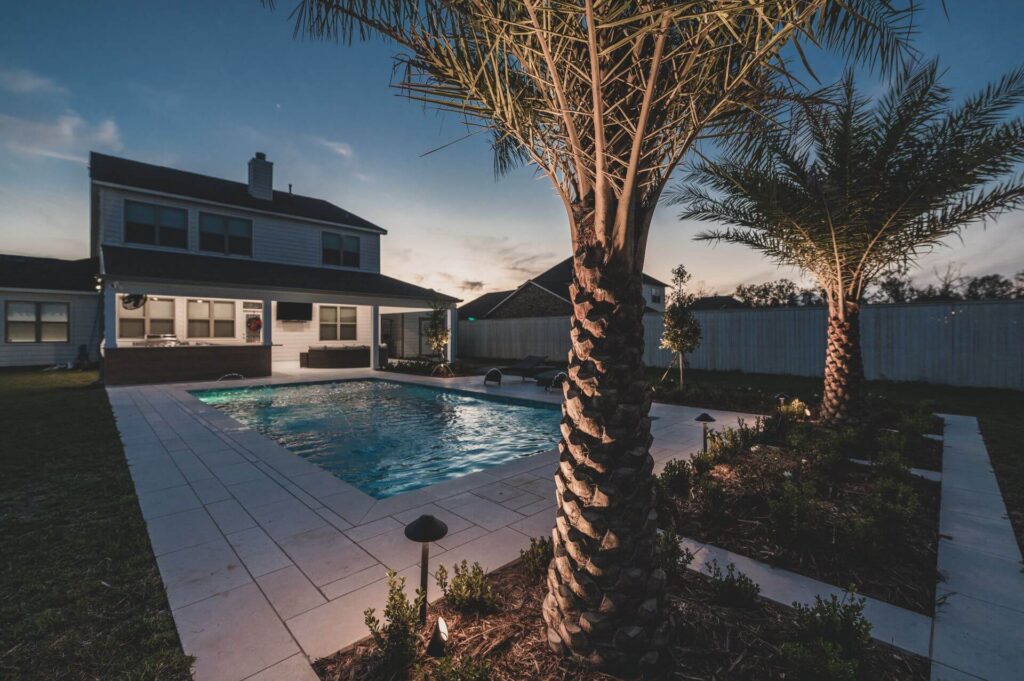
[247, 152, 273, 200]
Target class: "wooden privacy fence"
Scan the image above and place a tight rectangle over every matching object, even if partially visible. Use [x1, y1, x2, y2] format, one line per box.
[458, 300, 1024, 390]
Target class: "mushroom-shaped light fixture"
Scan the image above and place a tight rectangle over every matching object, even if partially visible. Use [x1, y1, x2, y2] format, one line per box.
[695, 412, 716, 454]
[774, 392, 790, 408]
[404, 514, 449, 624]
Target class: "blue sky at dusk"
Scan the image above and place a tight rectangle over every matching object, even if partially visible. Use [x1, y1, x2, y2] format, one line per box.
[1, 1, 1022, 298]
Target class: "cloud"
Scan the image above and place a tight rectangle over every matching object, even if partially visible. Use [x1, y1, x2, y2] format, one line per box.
[0, 67, 66, 95]
[461, 280, 484, 291]
[317, 138, 354, 158]
[0, 112, 122, 164]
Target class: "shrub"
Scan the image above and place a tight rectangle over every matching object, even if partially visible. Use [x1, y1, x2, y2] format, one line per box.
[768, 480, 822, 546]
[779, 397, 810, 419]
[364, 570, 423, 674]
[430, 656, 492, 681]
[781, 640, 858, 681]
[658, 459, 693, 497]
[781, 592, 872, 680]
[519, 537, 553, 581]
[692, 474, 730, 521]
[707, 420, 762, 461]
[705, 560, 760, 607]
[860, 477, 919, 544]
[791, 593, 872, 659]
[436, 561, 500, 614]
[655, 530, 694, 577]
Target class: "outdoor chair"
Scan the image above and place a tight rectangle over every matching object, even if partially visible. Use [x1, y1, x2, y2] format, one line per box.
[499, 355, 548, 381]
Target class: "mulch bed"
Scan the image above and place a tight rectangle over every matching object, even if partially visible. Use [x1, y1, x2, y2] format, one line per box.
[661, 446, 940, 615]
[314, 560, 928, 681]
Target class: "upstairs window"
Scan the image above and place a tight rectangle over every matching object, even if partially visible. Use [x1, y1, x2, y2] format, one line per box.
[199, 212, 253, 256]
[319, 306, 357, 340]
[124, 200, 188, 248]
[5, 301, 69, 343]
[187, 299, 236, 338]
[651, 290, 662, 304]
[119, 296, 175, 339]
[322, 232, 360, 268]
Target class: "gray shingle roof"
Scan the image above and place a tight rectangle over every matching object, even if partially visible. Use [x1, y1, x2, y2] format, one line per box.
[102, 246, 457, 303]
[0, 254, 98, 292]
[90, 152, 387, 234]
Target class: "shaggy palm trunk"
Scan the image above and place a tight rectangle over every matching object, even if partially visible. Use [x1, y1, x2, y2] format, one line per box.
[821, 299, 865, 424]
[543, 247, 668, 673]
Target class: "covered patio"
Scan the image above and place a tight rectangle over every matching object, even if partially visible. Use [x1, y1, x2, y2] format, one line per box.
[99, 245, 457, 385]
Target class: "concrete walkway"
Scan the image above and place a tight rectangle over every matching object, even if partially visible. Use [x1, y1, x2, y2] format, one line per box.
[109, 368, 756, 681]
[930, 415, 1024, 681]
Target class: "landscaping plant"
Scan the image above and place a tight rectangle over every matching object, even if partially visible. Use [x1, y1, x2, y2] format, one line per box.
[364, 571, 425, 675]
[519, 537, 554, 581]
[436, 561, 500, 614]
[429, 656, 492, 681]
[659, 264, 702, 387]
[674, 60, 1024, 423]
[705, 560, 761, 608]
[781, 593, 872, 680]
[273, 0, 913, 669]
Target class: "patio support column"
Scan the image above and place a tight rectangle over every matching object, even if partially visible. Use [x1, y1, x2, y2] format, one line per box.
[103, 283, 118, 350]
[370, 304, 380, 369]
[446, 304, 457, 363]
[262, 298, 273, 347]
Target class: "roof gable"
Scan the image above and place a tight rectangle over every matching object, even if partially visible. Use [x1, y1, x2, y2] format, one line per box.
[90, 152, 386, 234]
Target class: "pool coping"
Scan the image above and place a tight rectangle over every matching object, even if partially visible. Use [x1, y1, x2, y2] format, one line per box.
[107, 367, 760, 681]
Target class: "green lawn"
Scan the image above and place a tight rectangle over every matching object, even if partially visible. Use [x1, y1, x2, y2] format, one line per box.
[0, 370, 192, 680]
[654, 368, 1024, 554]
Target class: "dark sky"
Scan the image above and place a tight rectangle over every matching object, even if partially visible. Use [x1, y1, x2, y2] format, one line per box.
[1, 1, 1021, 296]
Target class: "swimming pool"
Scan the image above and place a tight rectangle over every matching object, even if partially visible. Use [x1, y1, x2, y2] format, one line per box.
[192, 379, 562, 499]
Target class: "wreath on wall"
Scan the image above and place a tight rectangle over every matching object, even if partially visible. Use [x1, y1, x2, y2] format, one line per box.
[246, 317, 263, 333]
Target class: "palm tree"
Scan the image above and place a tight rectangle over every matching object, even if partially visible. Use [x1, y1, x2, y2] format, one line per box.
[269, 0, 912, 670]
[673, 60, 1024, 424]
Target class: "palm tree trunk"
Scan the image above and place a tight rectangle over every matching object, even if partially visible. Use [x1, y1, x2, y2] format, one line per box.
[543, 248, 667, 673]
[821, 299, 864, 423]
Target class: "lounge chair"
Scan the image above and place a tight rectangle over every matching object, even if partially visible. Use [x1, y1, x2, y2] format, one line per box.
[534, 369, 567, 392]
[500, 355, 548, 381]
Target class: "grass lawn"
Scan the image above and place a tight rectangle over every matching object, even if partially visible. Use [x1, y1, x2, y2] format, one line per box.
[0, 370, 192, 680]
[654, 368, 1024, 555]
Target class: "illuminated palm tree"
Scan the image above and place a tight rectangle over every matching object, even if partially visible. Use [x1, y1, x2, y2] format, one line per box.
[674, 60, 1024, 423]
[271, 0, 912, 670]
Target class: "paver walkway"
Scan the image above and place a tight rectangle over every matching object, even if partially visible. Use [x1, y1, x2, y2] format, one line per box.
[930, 415, 1024, 681]
[109, 368, 756, 681]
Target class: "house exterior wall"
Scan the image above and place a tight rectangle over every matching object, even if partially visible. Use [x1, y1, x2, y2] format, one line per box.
[271, 302, 373, 365]
[0, 289, 100, 367]
[96, 186, 382, 273]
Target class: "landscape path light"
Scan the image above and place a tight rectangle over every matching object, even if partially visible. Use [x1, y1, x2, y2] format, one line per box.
[695, 412, 716, 455]
[774, 392, 790, 408]
[404, 514, 448, 625]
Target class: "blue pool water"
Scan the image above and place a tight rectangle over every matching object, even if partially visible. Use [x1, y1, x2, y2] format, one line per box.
[192, 379, 562, 499]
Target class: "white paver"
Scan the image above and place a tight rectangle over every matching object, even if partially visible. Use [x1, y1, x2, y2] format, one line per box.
[109, 369, 759, 678]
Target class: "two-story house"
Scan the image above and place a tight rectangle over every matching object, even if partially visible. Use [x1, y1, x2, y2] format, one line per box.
[0, 151, 457, 383]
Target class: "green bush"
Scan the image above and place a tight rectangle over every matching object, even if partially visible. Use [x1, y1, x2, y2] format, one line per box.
[768, 479, 822, 546]
[519, 537, 553, 581]
[790, 593, 872, 660]
[430, 656, 492, 681]
[436, 561, 500, 614]
[781, 592, 872, 680]
[707, 420, 763, 461]
[364, 570, 424, 674]
[693, 474, 730, 521]
[705, 560, 760, 607]
[655, 530, 695, 577]
[861, 477, 919, 544]
[781, 640, 858, 681]
[658, 458, 693, 497]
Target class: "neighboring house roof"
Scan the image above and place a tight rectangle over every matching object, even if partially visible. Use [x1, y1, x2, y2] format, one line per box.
[0, 254, 98, 292]
[691, 295, 747, 310]
[101, 246, 458, 303]
[458, 290, 514, 319]
[90, 152, 387, 234]
[459, 256, 664, 319]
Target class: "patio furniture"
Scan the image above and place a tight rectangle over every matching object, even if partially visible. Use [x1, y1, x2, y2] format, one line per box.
[534, 369, 567, 392]
[500, 355, 548, 381]
[483, 367, 503, 386]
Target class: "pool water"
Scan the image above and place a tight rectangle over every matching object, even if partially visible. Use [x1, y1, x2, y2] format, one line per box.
[192, 379, 562, 499]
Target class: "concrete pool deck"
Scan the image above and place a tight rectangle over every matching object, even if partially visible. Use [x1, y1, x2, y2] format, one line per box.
[108, 368, 760, 681]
